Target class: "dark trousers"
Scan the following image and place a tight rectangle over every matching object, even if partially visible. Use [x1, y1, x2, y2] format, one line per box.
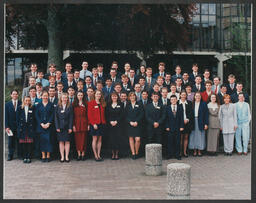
[33, 133, 40, 158]
[21, 143, 33, 159]
[8, 130, 22, 158]
[167, 131, 181, 158]
[148, 128, 162, 144]
[70, 133, 77, 159]
[51, 131, 59, 159]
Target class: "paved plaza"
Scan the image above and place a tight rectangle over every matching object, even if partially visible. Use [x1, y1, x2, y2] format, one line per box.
[4, 150, 250, 199]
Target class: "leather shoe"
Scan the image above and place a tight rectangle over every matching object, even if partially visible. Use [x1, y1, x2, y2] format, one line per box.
[77, 156, 81, 161]
[132, 155, 136, 160]
[65, 158, 70, 162]
[81, 156, 86, 161]
[27, 159, 31, 163]
[60, 159, 65, 163]
[176, 156, 182, 160]
[23, 159, 27, 163]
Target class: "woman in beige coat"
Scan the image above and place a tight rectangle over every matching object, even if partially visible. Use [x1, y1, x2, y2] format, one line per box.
[207, 94, 220, 155]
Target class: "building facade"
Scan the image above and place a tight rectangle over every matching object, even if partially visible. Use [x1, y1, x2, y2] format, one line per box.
[5, 3, 251, 88]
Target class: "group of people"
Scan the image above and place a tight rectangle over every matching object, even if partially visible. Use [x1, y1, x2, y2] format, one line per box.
[5, 61, 251, 164]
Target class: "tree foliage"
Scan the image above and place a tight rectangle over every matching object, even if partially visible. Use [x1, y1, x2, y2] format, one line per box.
[6, 4, 196, 64]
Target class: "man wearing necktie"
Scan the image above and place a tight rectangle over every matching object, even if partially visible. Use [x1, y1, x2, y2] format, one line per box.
[5, 90, 22, 161]
[23, 63, 38, 88]
[165, 95, 184, 160]
[145, 92, 166, 144]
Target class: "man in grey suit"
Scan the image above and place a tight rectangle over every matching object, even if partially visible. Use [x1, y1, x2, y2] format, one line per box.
[22, 76, 36, 98]
[145, 67, 156, 91]
[212, 76, 221, 94]
[23, 63, 37, 88]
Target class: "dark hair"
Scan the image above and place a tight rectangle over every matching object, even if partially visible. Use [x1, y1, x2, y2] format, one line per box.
[36, 82, 42, 87]
[170, 95, 177, 99]
[151, 92, 160, 97]
[11, 89, 19, 94]
[85, 76, 92, 80]
[141, 90, 148, 94]
[110, 68, 117, 72]
[220, 84, 227, 89]
[120, 91, 128, 96]
[57, 81, 63, 86]
[73, 90, 87, 107]
[192, 63, 198, 67]
[67, 86, 75, 91]
[97, 63, 103, 67]
[108, 92, 121, 105]
[29, 86, 36, 91]
[114, 82, 122, 88]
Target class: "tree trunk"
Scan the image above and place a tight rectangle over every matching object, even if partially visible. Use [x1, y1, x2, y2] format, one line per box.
[47, 5, 63, 71]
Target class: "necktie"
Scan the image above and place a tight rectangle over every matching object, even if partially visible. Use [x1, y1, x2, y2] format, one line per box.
[84, 70, 86, 79]
[172, 106, 176, 117]
[164, 99, 167, 105]
[215, 86, 218, 94]
[13, 100, 16, 111]
[197, 85, 200, 91]
[94, 78, 97, 86]
[147, 78, 151, 85]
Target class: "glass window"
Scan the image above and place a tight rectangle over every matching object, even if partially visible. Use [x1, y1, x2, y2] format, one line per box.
[201, 4, 209, 14]
[209, 16, 216, 26]
[201, 15, 209, 23]
[209, 4, 216, 14]
[193, 3, 201, 14]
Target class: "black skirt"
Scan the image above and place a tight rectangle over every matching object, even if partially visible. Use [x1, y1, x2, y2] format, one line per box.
[89, 124, 105, 136]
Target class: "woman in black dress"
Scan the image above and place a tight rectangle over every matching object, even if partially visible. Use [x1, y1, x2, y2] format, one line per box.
[16, 96, 36, 163]
[55, 93, 73, 162]
[125, 92, 144, 159]
[178, 90, 194, 157]
[106, 92, 124, 160]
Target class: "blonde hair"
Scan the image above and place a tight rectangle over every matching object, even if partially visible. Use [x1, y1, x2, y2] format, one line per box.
[94, 90, 106, 108]
[21, 96, 32, 109]
[58, 92, 70, 108]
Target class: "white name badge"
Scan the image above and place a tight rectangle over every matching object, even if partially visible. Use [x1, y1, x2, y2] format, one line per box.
[127, 89, 130, 91]
[156, 106, 160, 109]
[116, 105, 120, 108]
[135, 105, 139, 107]
[94, 106, 99, 108]
[54, 105, 57, 107]
[28, 110, 32, 113]
[35, 102, 38, 105]
[61, 110, 65, 113]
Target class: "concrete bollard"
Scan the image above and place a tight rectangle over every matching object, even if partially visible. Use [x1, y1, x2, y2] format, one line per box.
[145, 144, 162, 176]
[167, 163, 191, 197]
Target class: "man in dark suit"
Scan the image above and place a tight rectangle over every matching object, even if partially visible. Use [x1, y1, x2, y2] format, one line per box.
[192, 75, 205, 92]
[153, 62, 166, 78]
[159, 87, 171, 106]
[121, 74, 132, 93]
[97, 63, 106, 83]
[63, 72, 77, 92]
[128, 68, 138, 89]
[110, 61, 122, 79]
[165, 95, 184, 160]
[102, 78, 114, 100]
[5, 90, 22, 160]
[73, 69, 81, 84]
[226, 74, 237, 95]
[231, 82, 249, 103]
[23, 63, 38, 88]
[145, 67, 156, 91]
[217, 84, 227, 105]
[163, 72, 171, 91]
[182, 72, 190, 86]
[171, 65, 182, 83]
[109, 68, 121, 86]
[61, 62, 73, 82]
[91, 68, 104, 87]
[145, 92, 166, 144]
[44, 63, 56, 79]
[189, 63, 199, 84]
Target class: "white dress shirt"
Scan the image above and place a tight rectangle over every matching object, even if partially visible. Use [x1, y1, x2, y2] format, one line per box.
[194, 102, 200, 117]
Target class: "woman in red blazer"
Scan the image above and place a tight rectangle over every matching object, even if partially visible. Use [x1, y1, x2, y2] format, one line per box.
[87, 90, 106, 161]
[73, 91, 88, 161]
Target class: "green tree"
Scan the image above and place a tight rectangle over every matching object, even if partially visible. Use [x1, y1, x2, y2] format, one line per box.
[6, 4, 196, 69]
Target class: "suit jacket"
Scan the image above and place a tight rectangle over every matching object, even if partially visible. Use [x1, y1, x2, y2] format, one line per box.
[226, 83, 237, 95]
[44, 72, 56, 80]
[54, 105, 73, 130]
[211, 84, 221, 94]
[217, 92, 225, 105]
[145, 103, 166, 129]
[35, 102, 54, 133]
[63, 80, 77, 92]
[121, 83, 133, 93]
[192, 84, 206, 92]
[5, 100, 21, 130]
[158, 97, 171, 106]
[83, 84, 96, 93]
[105, 102, 124, 128]
[171, 74, 182, 83]
[219, 103, 237, 134]
[153, 72, 166, 79]
[200, 91, 213, 102]
[189, 73, 199, 84]
[178, 100, 194, 132]
[165, 105, 184, 132]
[22, 86, 31, 98]
[102, 86, 114, 100]
[87, 100, 106, 125]
[192, 101, 209, 131]
[145, 77, 156, 91]
[73, 104, 88, 132]
[231, 92, 249, 103]
[16, 105, 36, 139]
